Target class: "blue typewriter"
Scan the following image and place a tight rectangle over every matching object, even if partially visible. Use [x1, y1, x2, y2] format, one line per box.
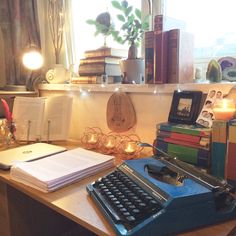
[87, 148, 236, 236]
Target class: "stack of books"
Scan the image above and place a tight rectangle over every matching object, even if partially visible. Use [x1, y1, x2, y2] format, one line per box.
[144, 14, 194, 84]
[76, 47, 127, 84]
[154, 122, 212, 169]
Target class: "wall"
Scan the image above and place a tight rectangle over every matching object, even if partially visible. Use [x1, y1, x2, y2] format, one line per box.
[39, 83, 236, 147]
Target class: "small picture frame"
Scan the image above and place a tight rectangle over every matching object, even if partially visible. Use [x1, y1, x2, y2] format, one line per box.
[168, 90, 203, 124]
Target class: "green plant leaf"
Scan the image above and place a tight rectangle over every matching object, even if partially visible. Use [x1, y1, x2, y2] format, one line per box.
[142, 21, 149, 30]
[135, 9, 141, 20]
[125, 6, 133, 17]
[86, 19, 96, 25]
[121, 0, 128, 8]
[134, 19, 141, 29]
[117, 14, 125, 22]
[111, 1, 122, 10]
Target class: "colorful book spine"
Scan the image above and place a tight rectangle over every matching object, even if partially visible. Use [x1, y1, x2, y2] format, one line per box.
[211, 120, 228, 179]
[145, 31, 155, 84]
[157, 122, 212, 137]
[226, 119, 236, 187]
[157, 135, 210, 150]
[158, 130, 210, 144]
[155, 138, 210, 168]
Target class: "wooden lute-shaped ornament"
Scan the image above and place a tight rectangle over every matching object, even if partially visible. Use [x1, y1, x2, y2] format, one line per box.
[106, 92, 136, 132]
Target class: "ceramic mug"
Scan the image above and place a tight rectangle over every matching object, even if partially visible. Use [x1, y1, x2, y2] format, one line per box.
[46, 64, 69, 84]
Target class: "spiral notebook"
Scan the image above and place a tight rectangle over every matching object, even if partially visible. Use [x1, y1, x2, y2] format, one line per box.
[0, 143, 67, 170]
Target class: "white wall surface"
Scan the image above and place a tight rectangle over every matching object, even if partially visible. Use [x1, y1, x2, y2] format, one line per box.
[39, 83, 236, 146]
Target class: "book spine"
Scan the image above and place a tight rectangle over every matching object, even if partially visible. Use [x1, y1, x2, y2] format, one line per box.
[158, 130, 201, 143]
[154, 31, 168, 83]
[157, 135, 209, 149]
[84, 48, 127, 58]
[145, 31, 155, 84]
[79, 63, 121, 76]
[155, 138, 210, 168]
[167, 29, 179, 83]
[154, 15, 164, 35]
[167, 29, 194, 84]
[84, 51, 110, 58]
[158, 123, 211, 137]
[79, 57, 120, 65]
[211, 120, 228, 179]
[226, 120, 236, 187]
[71, 76, 116, 84]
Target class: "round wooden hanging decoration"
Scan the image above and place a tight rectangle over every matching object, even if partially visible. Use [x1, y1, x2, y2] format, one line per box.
[106, 92, 136, 132]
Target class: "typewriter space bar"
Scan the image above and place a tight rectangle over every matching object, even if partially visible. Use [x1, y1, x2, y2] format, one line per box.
[93, 188, 122, 223]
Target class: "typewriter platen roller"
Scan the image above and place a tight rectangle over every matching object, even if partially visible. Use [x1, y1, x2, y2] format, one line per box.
[87, 156, 236, 236]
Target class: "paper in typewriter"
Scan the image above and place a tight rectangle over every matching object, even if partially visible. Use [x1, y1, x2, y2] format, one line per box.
[10, 148, 115, 192]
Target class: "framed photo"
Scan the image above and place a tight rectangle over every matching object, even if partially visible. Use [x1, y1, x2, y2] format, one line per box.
[168, 90, 203, 124]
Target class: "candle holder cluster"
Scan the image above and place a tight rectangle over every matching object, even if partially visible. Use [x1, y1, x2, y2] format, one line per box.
[80, 127, 143, 160]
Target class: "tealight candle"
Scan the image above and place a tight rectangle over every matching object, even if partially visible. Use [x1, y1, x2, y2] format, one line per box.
[213, 99, 236, 120]
[105, 139, 115, 149]
[87, 133, 97, 144]
[124, 142, 136, 154]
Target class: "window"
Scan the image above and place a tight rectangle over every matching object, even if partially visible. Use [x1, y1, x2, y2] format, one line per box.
[71, 0, 141, 64]
[164, 0, 236, 60]
[70, 0, 236, 79]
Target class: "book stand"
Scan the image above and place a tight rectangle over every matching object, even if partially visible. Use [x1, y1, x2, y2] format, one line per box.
[26, 120, 52, 143]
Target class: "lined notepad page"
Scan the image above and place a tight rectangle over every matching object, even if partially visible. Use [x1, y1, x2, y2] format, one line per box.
[10, 148, 115, 192]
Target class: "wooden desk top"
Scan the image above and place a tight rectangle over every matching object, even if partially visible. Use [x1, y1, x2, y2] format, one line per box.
[0, 141, 236, 236]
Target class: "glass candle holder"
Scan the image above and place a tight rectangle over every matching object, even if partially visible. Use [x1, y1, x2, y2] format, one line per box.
[213, 99, 235, 120]
[213, 99, 236, 120]
[124, 141, 136, 155]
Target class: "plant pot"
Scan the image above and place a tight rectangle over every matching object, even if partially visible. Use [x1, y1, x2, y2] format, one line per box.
[119, 59, 145, 84]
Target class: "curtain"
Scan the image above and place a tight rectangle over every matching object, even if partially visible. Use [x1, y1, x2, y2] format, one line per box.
[64, 0, 76, 69]
[0, 0, 41, 87]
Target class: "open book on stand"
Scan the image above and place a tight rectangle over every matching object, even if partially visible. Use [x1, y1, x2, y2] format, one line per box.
[10, 148, 115, 192]
[12, 95, 73, 142]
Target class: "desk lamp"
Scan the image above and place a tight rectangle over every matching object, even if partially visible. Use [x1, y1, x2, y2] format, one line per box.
[22, 46, 45, 90]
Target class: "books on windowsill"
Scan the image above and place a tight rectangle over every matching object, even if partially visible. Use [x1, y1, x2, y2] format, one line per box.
[10, 147, 115, 192]
[71, 75, 121, 84]
[78, 63, 121, 76]
[84, 47, 127, 58]
[144, 15, 194, 84]
[78, 47, 127, 79]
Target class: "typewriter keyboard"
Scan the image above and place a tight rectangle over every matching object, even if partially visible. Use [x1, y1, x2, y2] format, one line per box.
[92, 170, 162, 229]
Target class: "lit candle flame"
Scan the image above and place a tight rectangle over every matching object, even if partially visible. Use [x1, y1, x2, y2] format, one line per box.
[125, 142, 135, 154]
[88, 134, 97, 144]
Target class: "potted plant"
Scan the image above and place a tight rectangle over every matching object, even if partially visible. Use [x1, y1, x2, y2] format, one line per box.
[87, 0, 149, 83]
[110, 0, 149, 83]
